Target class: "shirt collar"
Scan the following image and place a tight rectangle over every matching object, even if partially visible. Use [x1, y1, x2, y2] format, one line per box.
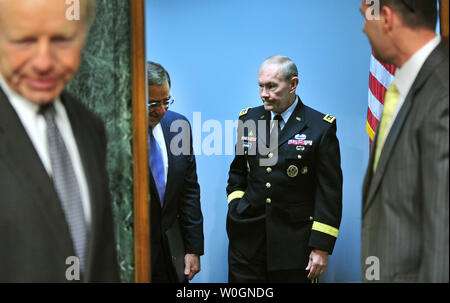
[0, 72, 60, 115]
[271, 95, 298, 122]
[393, 35, 441, 98]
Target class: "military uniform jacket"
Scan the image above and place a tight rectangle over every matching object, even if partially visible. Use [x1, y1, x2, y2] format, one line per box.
[226, 98, 343, 271]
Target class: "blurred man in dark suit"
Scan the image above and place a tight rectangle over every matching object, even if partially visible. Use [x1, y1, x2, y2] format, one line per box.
[360, 0, 448, 282]
[0, 0, 119, 282]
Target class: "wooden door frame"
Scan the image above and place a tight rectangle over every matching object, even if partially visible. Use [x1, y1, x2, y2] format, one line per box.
[130, 0, 151, 283]
[440, 0, 449, 47]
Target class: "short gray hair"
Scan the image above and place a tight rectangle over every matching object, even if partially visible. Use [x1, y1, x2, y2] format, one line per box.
[147, 61, 171, 87]
[259, 55, 298, 81]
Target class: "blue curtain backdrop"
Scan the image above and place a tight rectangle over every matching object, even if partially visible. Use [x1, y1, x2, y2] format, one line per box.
[145, 0, 370, 283]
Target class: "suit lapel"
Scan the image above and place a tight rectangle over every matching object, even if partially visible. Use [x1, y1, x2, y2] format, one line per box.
[364, 42, 448, 212]
[266, 98, 307, 152]
[278, 98, 307, 147]
[0, 88, 74, 255]
[259, 109, 270, 148]
[364, 94, 414, 212]
[362, 130, 378, 208]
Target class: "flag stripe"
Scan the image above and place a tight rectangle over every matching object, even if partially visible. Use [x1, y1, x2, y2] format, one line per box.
[367, 52, 396, 147]
[368, 89, 384, 120]
[366, 121, 375, 141]
[369, 73, 387, 105]
[369, 54, 395, 88]
[371, 51, 396, 74]
[367, 108, 379, 133]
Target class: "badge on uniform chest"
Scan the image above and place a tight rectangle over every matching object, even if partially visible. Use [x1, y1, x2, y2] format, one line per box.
[287, 165, 299, 177]
[288, 139, 312, 146]
[288, 133, 312, 147]
[241, 130, 257, 149]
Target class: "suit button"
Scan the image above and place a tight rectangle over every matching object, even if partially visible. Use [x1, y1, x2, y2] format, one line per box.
[266, 182, 271, 188]
[266, 198, 272, 204]
[268, 152, 273, 158]
[298, 155, 302, 159]
[266, 167, 272, 173]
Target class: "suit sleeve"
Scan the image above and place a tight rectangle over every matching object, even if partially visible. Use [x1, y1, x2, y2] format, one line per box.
[226, 116, 248, 205]
[418, 89, 449, 282]
[308, 120, 343, 254]
[178, 120, 204, 255]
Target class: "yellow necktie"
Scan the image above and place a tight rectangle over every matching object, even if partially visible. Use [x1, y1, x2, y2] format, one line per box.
[373, 83, 400, 171]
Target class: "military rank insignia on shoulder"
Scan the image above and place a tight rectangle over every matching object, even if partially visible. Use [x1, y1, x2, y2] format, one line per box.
[239, 107, 251, 117]
[323, 114, 336, 123]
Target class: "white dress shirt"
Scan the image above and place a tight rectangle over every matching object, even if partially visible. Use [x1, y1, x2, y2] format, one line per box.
[0, 74, 92, 226]
[387, 35, 441, 136]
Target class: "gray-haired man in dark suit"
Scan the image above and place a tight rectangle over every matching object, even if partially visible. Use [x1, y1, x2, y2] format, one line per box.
[360, 0, 448, 282]
[0, 0, 119, 282]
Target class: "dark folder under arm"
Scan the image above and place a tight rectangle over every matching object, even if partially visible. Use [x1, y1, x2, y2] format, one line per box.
[165, 218, 186, 282]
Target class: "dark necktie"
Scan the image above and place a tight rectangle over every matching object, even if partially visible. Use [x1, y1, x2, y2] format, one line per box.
[272, 114, 283, 134]
[40, 103, 87, 271]
[149, 127, 166, 206]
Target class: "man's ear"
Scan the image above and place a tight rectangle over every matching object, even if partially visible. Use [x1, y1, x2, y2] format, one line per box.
[289, 76, 299, 93]
[380, 5, 395, 34]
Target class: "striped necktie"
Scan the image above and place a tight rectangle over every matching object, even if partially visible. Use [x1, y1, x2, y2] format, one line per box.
[373, 83, 400, 171]
[40, 103, 87, 271]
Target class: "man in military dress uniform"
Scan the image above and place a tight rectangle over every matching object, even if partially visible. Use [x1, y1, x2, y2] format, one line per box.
[226, 55, 343, 282]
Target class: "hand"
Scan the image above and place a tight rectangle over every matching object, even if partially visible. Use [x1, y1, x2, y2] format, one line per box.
[305, 249, 328, 280]
[184, 253, 201, 280]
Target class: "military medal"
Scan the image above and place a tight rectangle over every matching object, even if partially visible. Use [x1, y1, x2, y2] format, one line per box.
[243, 142, 252, 149]
[295, 134, 307, 141]
[241, 136, 257, 142]
[288, 139, 312, 146]
[301, 166, 309, 175]
[287, 165, 299, 178]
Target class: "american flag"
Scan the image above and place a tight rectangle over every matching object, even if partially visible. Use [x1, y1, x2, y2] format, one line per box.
[367, 51, 396, 148]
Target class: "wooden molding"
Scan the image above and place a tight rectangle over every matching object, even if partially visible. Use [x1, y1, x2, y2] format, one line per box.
[130, 0, 151, 283]
[440, 0, 449, 47]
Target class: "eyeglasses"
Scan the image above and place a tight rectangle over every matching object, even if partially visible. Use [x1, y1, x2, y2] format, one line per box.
[400, 0, 415, 12]
[147, 96, 175, 111]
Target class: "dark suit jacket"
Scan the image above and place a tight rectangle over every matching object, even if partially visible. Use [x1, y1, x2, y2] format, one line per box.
[226, 99, 343, 272]
[150, 110, 204, 278]
[0, 88, 120, 282]
[362, 42, 449, 282]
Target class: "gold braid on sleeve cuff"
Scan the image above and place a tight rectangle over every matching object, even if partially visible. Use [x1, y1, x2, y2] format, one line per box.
[227, 191, 245, 204]
[312, 221, 339, 238]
